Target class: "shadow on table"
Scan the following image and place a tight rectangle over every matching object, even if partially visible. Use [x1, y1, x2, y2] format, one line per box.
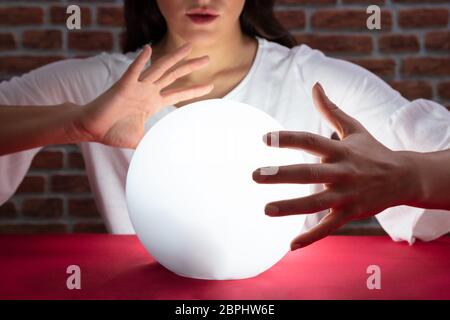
[102, 261, 230, 299]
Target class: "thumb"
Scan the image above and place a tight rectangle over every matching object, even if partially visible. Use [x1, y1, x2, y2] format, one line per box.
[312, 82, 362, 139]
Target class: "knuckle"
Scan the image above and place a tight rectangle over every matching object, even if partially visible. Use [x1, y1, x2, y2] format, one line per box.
[312, 196, 327, 211]
[280, 201, 295, 214]
[153, 66, 164, 77]
[303, 132, 316, 147]
[339, 169, 352, 182]
[170, 69, 181, 80]
[279, 131, 295, 147]
[334, 163, 353, 181]
[341, 125, 352, 137]
[340, 144, 353, 158]
[287, 202, 299, 214]
[308, 166, 321, 180]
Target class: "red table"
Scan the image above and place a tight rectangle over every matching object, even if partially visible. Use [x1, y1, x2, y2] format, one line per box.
[0, 235, 448, 300]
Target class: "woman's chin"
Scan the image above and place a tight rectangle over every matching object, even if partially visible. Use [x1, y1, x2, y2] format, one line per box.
[180, 32, 221, 47]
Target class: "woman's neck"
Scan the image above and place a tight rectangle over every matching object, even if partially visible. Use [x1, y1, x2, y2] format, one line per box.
[152, 29, 256, 83]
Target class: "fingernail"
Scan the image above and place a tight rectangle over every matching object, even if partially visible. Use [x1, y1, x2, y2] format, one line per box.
[262, 133, 271, 145]
[316, 82, 326, 98]
[315, 82, 324, 93]
[291, 242, 302, 251]
[263, 132, 278, 146]
[142, 45, 151, 53]
[260, 166, 278, 176]
[265, 204, 279, 216]
[252, 169, 263, 181]
[315, 82, 333, 105]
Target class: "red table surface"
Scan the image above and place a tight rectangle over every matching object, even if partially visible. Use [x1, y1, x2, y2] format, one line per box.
[0, 235, 449, 300]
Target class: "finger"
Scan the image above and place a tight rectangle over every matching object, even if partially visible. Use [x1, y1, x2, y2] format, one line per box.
[140, 43, 192, 82]
[265, 190, 341, 216]
[123, 45, 152, 82]
[154, 56, 210, 89]
[263, 130, 342, 157]
[290, 210, 348, 250]
[253, 163, 343, 184]
[161, 83, 214, 106]
[312, 82, 363, 139]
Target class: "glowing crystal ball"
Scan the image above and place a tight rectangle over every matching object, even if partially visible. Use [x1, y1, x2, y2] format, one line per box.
[126, 99, 308, 280]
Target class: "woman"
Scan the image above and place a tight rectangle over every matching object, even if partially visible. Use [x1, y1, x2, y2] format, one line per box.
[0, 1, 449, 248]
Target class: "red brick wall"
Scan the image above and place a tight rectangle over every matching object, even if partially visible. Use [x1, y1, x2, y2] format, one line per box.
[0, 0, 449, 234]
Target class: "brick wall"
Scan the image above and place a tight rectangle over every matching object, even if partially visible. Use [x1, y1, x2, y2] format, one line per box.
[0, 0, 449, 234]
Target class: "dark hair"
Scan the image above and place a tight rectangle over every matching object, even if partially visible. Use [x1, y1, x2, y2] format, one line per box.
[123, 0, 296, 53]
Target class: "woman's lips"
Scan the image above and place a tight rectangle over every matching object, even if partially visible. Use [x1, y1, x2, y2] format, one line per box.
[186, 13, 219, 24]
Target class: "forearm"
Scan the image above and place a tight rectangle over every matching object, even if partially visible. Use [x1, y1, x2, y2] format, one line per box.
[402, 149, 450, 210]
[0, 103, 87, 156]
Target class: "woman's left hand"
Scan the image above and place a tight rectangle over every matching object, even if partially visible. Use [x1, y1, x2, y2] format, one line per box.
[252, 82, 418, 250]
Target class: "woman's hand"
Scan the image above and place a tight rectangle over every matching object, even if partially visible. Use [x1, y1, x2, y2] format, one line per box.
[252, 82, 420, 250]
[73, 43, 213, 148]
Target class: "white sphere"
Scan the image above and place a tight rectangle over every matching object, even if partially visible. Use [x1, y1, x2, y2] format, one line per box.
[126, 99, 308, 280]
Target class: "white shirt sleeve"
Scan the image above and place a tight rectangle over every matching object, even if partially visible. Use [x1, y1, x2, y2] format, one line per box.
[296, 45, 450, 244]
[0, 55, 110, 206]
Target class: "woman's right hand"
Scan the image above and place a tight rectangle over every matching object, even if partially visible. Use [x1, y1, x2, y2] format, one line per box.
[73, 43, 213, 149]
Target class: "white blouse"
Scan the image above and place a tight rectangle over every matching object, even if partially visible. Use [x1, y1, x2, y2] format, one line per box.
[1, 37, 449, 243]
